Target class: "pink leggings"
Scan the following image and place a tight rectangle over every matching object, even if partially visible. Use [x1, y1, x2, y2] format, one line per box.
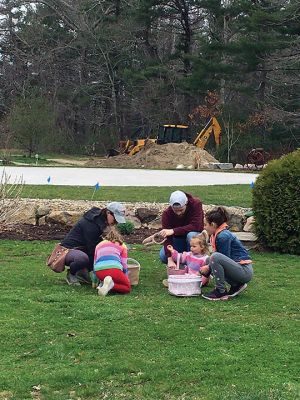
[95, 269, 131, 294]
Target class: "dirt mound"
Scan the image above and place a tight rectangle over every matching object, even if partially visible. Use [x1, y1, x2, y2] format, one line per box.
[85, 142, 219, 169]
[0, 224, 156, 244]
[48, 158, 88, 166]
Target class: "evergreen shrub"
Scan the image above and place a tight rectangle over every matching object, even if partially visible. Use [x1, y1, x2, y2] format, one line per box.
[117, 221, 135, 235]
[252, 149, 300, 255]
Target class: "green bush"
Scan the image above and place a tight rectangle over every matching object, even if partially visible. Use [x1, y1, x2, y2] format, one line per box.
[117, 221, 135, 235]
[252, 149, 300, 254]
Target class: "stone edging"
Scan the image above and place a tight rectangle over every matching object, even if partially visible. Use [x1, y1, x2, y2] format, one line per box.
[4, 198, 252, 232]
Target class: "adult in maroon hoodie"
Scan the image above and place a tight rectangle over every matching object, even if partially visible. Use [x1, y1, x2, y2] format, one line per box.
[159, 190, 204, 267]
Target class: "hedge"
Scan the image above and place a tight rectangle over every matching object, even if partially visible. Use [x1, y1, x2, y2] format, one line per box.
[252, 149, 300, 255]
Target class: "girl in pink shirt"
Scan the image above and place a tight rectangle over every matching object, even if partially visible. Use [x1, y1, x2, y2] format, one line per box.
[94, 227, 131, 296]
[167, 232, 210, 286]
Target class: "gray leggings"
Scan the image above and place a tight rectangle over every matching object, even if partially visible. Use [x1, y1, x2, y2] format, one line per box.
[208, 252, 253, 292]
[65, 249, 90, 275]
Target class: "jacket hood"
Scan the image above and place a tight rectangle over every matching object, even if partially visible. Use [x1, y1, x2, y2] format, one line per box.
[83, 207, 102, 222]
[185, 193, 194, 204]
[185, 192, 199, 208]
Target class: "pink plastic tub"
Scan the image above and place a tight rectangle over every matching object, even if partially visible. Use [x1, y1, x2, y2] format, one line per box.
[167, 266, 186, 276]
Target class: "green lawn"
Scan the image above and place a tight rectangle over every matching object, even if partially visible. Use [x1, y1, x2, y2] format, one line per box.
[10, 155, 57, 165]
[19, 185, 253, 208]
[1, 153, 89, 165]
[0, 241, 299, 400]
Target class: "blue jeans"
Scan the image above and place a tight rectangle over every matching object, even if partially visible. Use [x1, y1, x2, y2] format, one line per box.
[159, 231, 200, 264]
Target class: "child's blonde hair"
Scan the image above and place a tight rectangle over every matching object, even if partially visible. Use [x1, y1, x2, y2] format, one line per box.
[103, 226, 124, 245]
[190, 231, 210, 255]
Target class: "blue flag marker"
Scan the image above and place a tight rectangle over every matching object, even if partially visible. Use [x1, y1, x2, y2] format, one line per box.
[47, 176, 51, 184]
[250, 181, 255, 189]
[91, 182, 101, 200]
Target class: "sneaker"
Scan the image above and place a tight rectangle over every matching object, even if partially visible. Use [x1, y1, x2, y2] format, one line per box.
[162, 279, 169, 288]
[202, 288, 228, 301]
[66, 271, 81, 286]
[97, 276, 114, 296]
[76, 269, 92, 285]
[228, 283, 248, 298]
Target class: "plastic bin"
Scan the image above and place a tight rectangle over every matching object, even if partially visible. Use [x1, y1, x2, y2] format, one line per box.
[127, 258, 141, 286]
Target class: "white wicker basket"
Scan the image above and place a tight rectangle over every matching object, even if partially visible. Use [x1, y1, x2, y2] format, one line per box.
[168, 275, 202, 297]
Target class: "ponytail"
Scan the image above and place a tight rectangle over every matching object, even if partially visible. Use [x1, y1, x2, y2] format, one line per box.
[205, 206, 229, 227]
[103, 226, 124, 245]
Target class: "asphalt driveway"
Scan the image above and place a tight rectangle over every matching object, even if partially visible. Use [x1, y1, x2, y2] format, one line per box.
[1, 166, 258, 186]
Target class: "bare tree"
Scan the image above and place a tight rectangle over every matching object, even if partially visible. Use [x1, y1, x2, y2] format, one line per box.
[221, 113, 241, 163]
[0, 170, 24, 229]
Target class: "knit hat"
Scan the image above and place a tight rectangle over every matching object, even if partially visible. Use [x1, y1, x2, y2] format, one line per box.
[169, 191, 188, 207]
[107, 202, 126, 223]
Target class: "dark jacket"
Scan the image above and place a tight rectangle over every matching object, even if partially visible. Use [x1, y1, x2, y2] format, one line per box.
[162, 193, 204, 257]
[61, 207, 107, 267]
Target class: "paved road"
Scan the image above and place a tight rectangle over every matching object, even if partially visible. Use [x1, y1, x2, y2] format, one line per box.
[1, 166, 258, 186]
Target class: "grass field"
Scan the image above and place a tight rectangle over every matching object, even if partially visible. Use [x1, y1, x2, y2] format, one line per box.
[18, 185, 253, 208]
[0, 241, 299, 400]
[1, 153, 89, 165]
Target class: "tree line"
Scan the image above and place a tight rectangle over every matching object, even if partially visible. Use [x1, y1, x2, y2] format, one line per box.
[0, 0, 299, 162]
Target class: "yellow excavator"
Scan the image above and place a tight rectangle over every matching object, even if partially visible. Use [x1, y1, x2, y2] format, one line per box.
[193, 116, 221, 149]
[121, 138, 157, 156]
[122, 124, 191, 156]
[108, 117, 221, 157]
[156, 118, 221, 149]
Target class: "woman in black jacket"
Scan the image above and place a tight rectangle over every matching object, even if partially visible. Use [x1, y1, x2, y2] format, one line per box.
[61, 202, 126, 286]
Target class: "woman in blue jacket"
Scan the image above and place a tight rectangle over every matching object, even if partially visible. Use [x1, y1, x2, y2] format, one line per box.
[200, 207, 253, 301]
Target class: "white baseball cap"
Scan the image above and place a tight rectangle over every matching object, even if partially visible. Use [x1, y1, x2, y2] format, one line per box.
[107, 202, 126, 224]
[169, 191, 188, 208]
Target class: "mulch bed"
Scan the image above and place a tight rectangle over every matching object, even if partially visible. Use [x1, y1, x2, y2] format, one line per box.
[0, 223, 157, 244]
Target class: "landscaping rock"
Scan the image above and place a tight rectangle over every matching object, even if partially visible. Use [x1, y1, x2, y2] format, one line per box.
[243, 216, 255, 232]
[135, 207, 159, 225]
[45, 211, 82, 226]
[235, 164, 244, 169]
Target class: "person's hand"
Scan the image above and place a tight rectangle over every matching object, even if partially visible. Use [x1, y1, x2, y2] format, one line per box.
[159, 229, 174, 238]
[167, 245, 174, 253]
[200, 265, 210, 276]
[167, 257, 176, 269]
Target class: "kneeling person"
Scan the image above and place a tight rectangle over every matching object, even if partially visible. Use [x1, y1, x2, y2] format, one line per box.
[201, 207, 253, 301]
[94, 227, 131, 296]
[159, 190, 204, 269]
